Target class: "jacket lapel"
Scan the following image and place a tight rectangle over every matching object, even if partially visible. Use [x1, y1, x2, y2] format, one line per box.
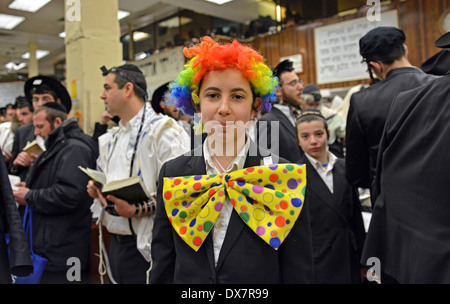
[331, 159, 347, 209]
[273, 107, 297, 138]
[302, 156, 349, 225]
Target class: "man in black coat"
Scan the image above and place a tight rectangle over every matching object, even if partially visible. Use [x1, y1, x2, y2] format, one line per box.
[10, 75, 72, 182]
[345, 27, 438, 200]
[361, 32, 450, 284]
[13, 103, 98, 283]
[257, 60, 304, 162]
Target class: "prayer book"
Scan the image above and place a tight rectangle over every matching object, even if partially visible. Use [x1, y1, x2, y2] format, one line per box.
[78, 166, 150, 203]
[8, 174, 20, 191]
[22, 140, 44, 159]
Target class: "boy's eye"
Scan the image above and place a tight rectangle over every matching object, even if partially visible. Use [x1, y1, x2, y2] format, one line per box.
[207, 93, 219, 99]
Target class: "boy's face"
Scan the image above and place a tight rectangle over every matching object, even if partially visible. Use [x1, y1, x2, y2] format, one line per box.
[297, 119, 328, 160]
[199, 68, 261, 143]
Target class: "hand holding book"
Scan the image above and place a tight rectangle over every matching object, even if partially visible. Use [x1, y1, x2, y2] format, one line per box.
[81, 166, 156, 218]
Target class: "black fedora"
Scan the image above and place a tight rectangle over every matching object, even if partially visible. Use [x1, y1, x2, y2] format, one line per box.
[434, 31, 450, 48]
[25, 75, 72, 113]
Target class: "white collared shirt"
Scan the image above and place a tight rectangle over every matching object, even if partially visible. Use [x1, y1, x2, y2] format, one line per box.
[305, 150, 338, 193]
[203, 136, 250, 267]
[273, 103, 297, 127]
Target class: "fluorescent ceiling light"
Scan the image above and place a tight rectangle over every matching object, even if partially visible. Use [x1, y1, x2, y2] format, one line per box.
[205, 0, 234, 4]
[5, 61, 26, 71]
[133, 31, 150, 42]
[135, 52, 148, 61]
[118, 10, 130, 20]
[8, 0, 51, 13]
[0, 13, 25, 30]
[21, 50, 50, 60]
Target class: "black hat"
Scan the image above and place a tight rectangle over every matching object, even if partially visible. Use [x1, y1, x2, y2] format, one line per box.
[359, 27, 406, 61]
[41, 101, 67, 113]
[434, 31, 450, 48]
[273, 59, 294, 79]
[151, 82, 170, 114]
[302, 84, 321, 101]
[25, 75, 72, 113]
[101, 64, 147, 99]
[420, 50, 450, 76]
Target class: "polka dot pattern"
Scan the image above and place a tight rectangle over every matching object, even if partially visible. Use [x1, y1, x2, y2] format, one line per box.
[163, 164, 306, 251]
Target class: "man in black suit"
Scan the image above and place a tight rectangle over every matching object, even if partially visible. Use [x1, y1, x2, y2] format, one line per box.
[345, 27, 438, 200]
[257, 60, 304, 162]
[10, 75, 72, 181]
[361, 31, 450, 284]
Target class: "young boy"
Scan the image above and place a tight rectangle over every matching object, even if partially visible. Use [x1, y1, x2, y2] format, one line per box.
[150, 36, 314, 284]
[296, 109, 366, 283]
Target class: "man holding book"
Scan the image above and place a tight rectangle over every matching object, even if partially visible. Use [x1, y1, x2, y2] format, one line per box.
[86, 64, 190, 284]
[13, 102, 98, 283]
[10, 75, 72, 182]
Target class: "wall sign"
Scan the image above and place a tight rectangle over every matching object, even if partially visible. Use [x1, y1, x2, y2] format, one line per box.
[314, 10, 398, 84]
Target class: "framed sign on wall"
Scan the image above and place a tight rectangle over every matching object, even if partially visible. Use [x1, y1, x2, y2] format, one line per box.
[314, 10, 399, 85]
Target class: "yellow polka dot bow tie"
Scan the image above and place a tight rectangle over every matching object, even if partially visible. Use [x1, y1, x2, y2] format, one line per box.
[163, 164, 306, 251]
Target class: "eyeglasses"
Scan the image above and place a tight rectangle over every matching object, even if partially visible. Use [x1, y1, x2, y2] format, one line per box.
[283, 79, 304, 87]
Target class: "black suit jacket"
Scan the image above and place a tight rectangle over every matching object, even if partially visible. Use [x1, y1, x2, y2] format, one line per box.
[300, 155, 365, 284]
[362, 74, 450, 283]
[345, 67, 438, 194]
[257, 107, 303, 163]
[9, 123, 35, 181]
[150, 141, 314, 284]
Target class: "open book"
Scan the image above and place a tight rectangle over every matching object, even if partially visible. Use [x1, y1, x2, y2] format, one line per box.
[23, 140, 44, 159]
[79, 166, 150, 203]
[8, 174, 21, 191]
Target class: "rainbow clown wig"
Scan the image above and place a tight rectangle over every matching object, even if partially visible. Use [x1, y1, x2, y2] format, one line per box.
[168, 36, 278, 116]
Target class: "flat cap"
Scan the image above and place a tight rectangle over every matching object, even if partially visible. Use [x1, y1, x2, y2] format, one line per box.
[359, 27, 406, 61]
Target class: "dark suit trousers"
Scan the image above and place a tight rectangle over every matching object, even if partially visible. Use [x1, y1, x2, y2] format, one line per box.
[109, 235, 150, 284]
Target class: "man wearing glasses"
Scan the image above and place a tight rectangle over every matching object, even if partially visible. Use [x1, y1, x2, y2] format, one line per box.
[257, 59, 304, 162]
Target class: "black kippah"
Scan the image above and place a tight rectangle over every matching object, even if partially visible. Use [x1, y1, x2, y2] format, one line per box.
[273, 60, 294, 79]
[296, 109, 325, 120]
[119, 64, 144, 74]
[41, 102, 67, 113]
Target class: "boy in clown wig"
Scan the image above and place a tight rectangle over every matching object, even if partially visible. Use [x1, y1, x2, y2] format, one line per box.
[150, 36, 314, 284]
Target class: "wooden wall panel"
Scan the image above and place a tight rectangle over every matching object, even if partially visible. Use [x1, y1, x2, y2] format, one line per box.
[249, 0, 450, 90]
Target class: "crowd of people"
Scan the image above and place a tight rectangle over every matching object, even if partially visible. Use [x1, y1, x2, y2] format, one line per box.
[0, 26, 449, 284]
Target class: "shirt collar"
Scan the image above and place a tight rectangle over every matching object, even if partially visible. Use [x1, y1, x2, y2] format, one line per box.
[118, 104, 145, 131]
[203, 135, 250, 174]
[305, 150, 338, 172]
